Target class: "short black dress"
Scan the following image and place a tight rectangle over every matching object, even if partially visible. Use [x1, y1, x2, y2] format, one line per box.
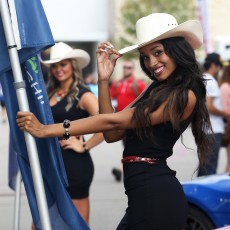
[51, 85, 94, 199]
[117, 82, 198, 230]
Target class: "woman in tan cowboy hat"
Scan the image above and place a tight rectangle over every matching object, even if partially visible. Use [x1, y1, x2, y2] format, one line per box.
[17, 13, 212, 229]
[41, 42, 104, 225]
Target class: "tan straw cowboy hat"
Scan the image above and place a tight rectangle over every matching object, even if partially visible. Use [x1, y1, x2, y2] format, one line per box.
[119, 13, 203, 54]
[41, 42, 90, 69]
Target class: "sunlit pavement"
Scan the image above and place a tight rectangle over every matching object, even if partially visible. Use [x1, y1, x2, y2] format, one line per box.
[0, 120, 227, 230]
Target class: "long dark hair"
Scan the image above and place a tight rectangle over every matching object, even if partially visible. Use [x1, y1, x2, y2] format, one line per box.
[132, 37, 212, 167]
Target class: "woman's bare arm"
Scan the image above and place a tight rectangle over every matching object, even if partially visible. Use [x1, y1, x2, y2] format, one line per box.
[79, 92, 104, 148]
[16, 90, 197, 139]
[98, 80, 126, 143]
[16, 108, 134, 138]
[96, 42, 125, 143]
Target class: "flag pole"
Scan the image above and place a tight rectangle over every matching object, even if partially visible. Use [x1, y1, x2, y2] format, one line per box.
[0, 0, 51, 229]
[13, 172, 21, 230]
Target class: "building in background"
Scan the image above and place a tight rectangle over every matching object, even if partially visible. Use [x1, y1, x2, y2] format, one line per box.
[41, 0, 116, 76]
[197, 0, 230, 60]
[208, 0, 230, 61]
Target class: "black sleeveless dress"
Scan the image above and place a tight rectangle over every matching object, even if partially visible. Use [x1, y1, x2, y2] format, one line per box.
[117, 82, 198, 230]
[51, 85, 94, 199]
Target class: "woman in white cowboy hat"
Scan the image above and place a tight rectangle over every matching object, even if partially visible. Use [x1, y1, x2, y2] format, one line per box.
[17, 13, 212, 229]
[41, 42, 104, 225]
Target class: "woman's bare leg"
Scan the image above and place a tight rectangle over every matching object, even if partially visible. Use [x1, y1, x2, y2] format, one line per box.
[73, 197, 90, 224]
[31, 197, 90, 229]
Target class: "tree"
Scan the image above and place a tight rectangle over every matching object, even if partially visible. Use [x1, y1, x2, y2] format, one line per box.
[116, 0, 196, 59]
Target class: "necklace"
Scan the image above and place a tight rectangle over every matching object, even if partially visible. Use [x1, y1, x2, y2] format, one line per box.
[54, 89, 68, 102]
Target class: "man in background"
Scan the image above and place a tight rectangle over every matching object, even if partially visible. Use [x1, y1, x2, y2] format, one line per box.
[198, 53, 230, 176]
[110, 60, 146, 112]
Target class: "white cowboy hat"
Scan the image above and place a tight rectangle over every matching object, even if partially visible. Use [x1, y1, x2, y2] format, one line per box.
[41, 42, 90, 69]
[118, 13, 203, 54]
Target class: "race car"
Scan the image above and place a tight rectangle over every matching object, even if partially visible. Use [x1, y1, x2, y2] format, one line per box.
[182, 173, 230, 229]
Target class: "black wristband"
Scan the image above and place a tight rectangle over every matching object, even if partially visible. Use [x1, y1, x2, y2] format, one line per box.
[63, 119, 70, 140]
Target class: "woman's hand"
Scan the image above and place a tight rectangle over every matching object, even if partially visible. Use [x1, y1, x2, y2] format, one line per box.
[96, 42, 122, 82]
[59, 136, 85, 153]
[16, 111, 46, 138]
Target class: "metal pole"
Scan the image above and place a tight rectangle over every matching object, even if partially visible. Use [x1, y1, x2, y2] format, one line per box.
[0, 0, 51, 229]
[13, 172, 21, 230]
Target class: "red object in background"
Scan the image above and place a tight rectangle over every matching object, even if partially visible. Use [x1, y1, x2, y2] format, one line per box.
[110, 76, 146, 112]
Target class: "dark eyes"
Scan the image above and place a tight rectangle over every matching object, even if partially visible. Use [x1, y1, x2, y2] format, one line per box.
[141, 55, 149, 61]
[141, 49, 164, 61]
[154, 50, 163, 57]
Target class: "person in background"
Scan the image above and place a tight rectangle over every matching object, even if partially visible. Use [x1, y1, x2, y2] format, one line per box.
[0, 82, 7, 123]
[84, 73, 99, 98]
[110, 61, 146, 181]
[110, 61, 146, 112]
[17, 13, 213, 229]
[197, 53, 230, 176]
[219, 61, 230, 172]
[41, 42, 104, 224]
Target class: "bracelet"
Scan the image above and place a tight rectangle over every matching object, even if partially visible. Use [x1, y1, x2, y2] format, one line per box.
[63, 119, 70, 140]
[82, 142, 89, 151]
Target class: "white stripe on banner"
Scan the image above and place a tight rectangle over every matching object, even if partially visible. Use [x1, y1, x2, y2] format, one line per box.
[8, 0, 21, 49]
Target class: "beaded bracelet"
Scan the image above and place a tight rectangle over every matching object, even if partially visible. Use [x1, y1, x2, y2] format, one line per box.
[63, 119, 70, 140]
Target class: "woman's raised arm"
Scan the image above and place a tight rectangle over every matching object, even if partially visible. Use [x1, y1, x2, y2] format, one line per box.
[97, 42, 126, 142]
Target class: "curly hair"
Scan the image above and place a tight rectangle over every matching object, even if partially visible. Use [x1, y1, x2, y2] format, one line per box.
[46, 59, 86, 111]
[132, 37, 212, 167]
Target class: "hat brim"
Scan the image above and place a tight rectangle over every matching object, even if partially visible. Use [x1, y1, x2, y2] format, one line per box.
[41, 49, 90, 69]
[118, 20, 203, 55]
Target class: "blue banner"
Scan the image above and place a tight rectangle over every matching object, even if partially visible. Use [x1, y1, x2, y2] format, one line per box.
[8, 133, 19, 190]
[0, 0, 54, 75]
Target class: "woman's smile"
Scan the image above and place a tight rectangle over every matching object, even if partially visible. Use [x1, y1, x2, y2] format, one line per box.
[140, 42, 177, 81]
[153, 66, 165, 77]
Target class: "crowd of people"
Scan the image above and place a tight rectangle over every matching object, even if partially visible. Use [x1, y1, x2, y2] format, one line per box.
[2, 10, 229, 230]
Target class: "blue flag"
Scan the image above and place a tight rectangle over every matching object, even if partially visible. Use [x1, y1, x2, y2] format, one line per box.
[0, 0, 90, 229]
[8, 133, 19, 190]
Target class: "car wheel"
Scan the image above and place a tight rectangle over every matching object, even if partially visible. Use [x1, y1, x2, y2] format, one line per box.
[184, 205, 215, 230]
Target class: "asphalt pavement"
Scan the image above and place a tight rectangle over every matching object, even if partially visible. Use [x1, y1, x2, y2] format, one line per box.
[0, 117, 227, 230]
